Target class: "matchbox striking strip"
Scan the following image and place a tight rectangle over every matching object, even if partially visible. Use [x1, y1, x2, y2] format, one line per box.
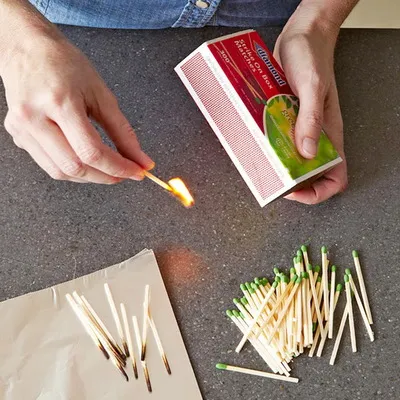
[176, 30, 342, 206]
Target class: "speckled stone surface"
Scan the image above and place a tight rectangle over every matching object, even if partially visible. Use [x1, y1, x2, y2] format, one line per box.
[0, 27, 400, 399]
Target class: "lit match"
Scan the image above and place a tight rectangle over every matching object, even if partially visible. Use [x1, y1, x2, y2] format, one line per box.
[144, 171, 194, 208]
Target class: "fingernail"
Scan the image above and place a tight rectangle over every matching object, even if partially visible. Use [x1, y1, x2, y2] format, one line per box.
[302, 137, 317, 158]
[140, 151, 155, 170]
[131, 171, 145, 181]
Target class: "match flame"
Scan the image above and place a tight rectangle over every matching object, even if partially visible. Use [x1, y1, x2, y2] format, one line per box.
[168, 178, 195, 208]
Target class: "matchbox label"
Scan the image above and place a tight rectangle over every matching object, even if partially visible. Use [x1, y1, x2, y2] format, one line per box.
[207, 31, 339, 180]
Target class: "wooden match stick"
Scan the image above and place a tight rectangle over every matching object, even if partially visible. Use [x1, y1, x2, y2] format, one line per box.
[120, 303, 138, 379]
[235, 281, 278, 352]
[345, 275, 357, 352]
[315, 284, 343, 357]
[300, 272, 309, 346]
[143, 170, 172, 192]
[80, 295, 126, 361]
[321, 246, 330, 321]
[72, 292, 126, 366]
[328, 265, 337, 339]
[104, 283, 129, 358]
[216, 363, 299, 383]
[141, 285, 150, 361]
[148, 314, 172, 375]
[346, 269, 374, 342]
[352, 250, 373, 324]
[307, 264, 324, 334]
[132, 316, 152, 393]
[301, 245, 310, 268]
[66, 293, 110, 361]
[329, 304, 349, 365]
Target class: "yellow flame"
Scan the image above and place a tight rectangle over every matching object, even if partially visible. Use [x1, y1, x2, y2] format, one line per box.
[168, 178, 195, 208]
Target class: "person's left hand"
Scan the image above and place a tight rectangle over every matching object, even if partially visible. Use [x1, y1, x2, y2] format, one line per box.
[273, 4, 348, 204]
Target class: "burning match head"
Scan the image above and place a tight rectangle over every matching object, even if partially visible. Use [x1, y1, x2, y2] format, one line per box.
[167, 178, 194, 208]
[314, 265, 321, 274]
[321, 246, 327, 254]
[331, 265, 337, 272]
[345, 268, 352, 276]
[352, 250, 359, 258]
[301, 245, 307, 252]
[216, 363, 228, 370]
[336, 283, 344, 292]
[344, 274, 350, 283]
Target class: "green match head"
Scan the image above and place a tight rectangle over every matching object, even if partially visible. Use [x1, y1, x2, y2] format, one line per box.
[321, 246, 327, 254]
[273, 267, 280, 275]
[254, 277, 261, 285]
[275, 276, 281, 283]
[272, 281, 279, 288]
[248, 287, 255, 294]
[240, 283, 247, 292]
[226, 310, 233, 317]
[290, 267, 296, 275]
[245, 282, 252, 291]
[331, 265, 337, 272]
[302, 271, 309, 279]
[296, 255, 302, 264]
[240, 297, 248, 305]
[345, 268, 352, 276]
[301, 245, 307, 252]
[317, 276, 322, 283]
[239, 312, 245, 319]
[282, 275, 290, 284]
[251, 283, 258, 290]
[297, 250, 303, 258]
[307, 264, 313, 271]
[261, 278, 269, 286]
[314, 265, 321, 273]
[336, 283, 343, 292]
[313, 322, 317, 332]
[352, 250, 359, 258]
[216, 363, 227, 370]
[233, 298, 240, 305]
[232, 310, 240, 318]
[344, 275, 349, 283]
[291, 274, 298, 282]
[296, 276, 302, 284]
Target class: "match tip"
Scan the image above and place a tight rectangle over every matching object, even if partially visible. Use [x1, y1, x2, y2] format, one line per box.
[248, 287, 255, 294]
[314, 265, 321, 273]
[291, 274, 298, 282]
[275, 275, 281, 283]
[317, 276, 322, 283]
[240, 283, 247, 292]
[296, 250, 302, 257]
[251, 282, 258, 291]
[296, 255, 302, 263]
[307, 264, 313, 271]
[216, 363, 227, 370]
[226, 310, 233, 317]
[301, 245, 307, 252]
[321, 246, 327, 253]
[282, 275, 290, 284]
[239, 312, 245, 319]
[233, 298, 239, 305]
[296, 276, 302, 284]
[352, 250, 359, 258]
[254, 277, 261, 285]
[344, 275, 350, 283]
[240, 297, 248, 305]
[273, 267, 280, 275]
[345, 268, 352, 275]
[290, 267, 296, 274]
[261, 278, 269, 286]
[245, 282, 252, 291]
[336, 283, 343, 292]
[331, 265, 337, 272]
[302, 271, 309, 279]
[232, 310, 240, 318]
[272, 281, 279, 288]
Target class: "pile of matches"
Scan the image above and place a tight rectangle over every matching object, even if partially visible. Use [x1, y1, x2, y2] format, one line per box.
[217, 247, 374, 383]
[65, 283, 171, 392]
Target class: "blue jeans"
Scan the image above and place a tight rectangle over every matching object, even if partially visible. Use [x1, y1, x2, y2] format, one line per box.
[31, 0, 300, 28]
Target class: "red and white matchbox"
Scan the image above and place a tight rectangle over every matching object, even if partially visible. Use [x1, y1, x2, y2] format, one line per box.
[175, 29, 342, 206]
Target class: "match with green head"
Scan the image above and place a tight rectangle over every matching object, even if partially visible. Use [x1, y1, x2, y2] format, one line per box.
[251, 283, 259, 291]
[272, 281, 279, 288]
[273, 267, 280, 275]
[254, 277, 261, 285]
[261, 278, 269, 286]
[291, 274, 298, 282]
[233, 298, 240, 305]
[290, 267, 296, 275]
[232, 310, 240, 318]
[331, 265, 337, 272]
[307, 264, 313, 271]
[297, 250, 302, 258]
[314, 265, 321, 274]
[301, 245, 307, 252]
[344, 275, 349, 283]
[336, 283, 343, 292]
[302, 271, 309, 279]
[239, 312, 245, 319]
[317, 276, 322, 283]
[282, 275, 290, 284]
[275, 275, 281, 283]
[296, 276, 302, 284]
[248, 287, 255, 294]
[240, 297, 248, 305]
[245, 282, 252, 291]
[352, 250, 359, 258]
[296, 255, 302, 264]
[321, 246, 327, 254]
[345, 268, 352, 276]
[240, 283, 247, 293]
[216, 363, 227, 370]
[226, 310, 233, 318]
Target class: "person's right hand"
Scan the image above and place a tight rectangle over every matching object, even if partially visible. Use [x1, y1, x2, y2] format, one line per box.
[1, 19, 153, 184]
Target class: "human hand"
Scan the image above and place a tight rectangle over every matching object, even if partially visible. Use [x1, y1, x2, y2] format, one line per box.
[1, 16, 153, 184]
[273, 4, 348, 204]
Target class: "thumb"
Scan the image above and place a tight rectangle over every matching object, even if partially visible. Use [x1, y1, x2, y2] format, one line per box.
[295, 85, 325, 159]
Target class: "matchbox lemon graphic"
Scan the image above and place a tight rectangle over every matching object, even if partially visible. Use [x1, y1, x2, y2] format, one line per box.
[263, 94, 339, 179]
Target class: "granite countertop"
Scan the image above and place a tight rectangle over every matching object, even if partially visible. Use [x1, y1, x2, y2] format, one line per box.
[0, 26, 399, 399]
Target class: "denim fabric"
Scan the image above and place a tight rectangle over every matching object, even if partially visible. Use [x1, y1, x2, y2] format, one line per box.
[31, 0, 301, 28]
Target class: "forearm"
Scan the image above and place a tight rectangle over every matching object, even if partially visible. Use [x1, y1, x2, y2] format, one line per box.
[0, 0, 60, 74]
